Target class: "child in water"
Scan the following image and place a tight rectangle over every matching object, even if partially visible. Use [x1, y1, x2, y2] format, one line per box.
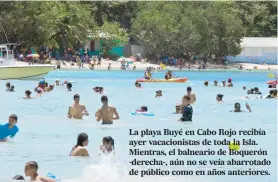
[0, 114, 19, 142]
[23, 90, 33, 99]
[100, 136, 115, 154]
[24, 161, 55, 182]
[135, 82, 142, 88]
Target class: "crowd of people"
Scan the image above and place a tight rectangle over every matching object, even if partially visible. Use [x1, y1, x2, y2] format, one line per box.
[1, 71, 277, 181]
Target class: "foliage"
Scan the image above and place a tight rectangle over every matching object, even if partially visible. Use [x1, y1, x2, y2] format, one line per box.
[0, 1, 276, 58]
[132, 1, 244, 57]
[94, 21, 128, 57]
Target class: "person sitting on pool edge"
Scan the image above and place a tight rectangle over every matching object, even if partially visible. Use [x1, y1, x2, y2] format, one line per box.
[155, 90, 162, 98]
[68, 94, 89, 119]
[24, 161, 55, 182]
[70, 133, 89, 157]
[95, 95, 120, 125]
[67, 82, 72, 91]
[216, 94, 223, 103]
[136, 106, 148, 112]
[179, 96, 193, 122]
[100, 136, 115, 154]
[230, 102, 252, 112]
[23, 90, 33, 99]
[135, 82, 142, 88]
[0, 114, 19, 142]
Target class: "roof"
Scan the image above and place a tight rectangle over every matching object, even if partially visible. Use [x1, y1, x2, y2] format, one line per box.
[241, 37, 277, 48]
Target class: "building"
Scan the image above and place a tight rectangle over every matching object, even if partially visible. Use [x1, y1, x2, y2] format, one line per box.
[227, 37, 277, 64]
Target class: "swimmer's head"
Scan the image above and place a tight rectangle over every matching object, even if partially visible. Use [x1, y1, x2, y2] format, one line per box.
[234, 102, 241, 111]
[204, 81, 209, 86]
[13, 175, 25, 181]
[187, 87, 192, 93]
[101, 95, 108, 103]
[214, 80, 218, 86]
[243, 86, 246, 90]
[222, 80, 226, 84]
[10, 85, 15, 91]
[141, 106, 148, 112]
[76, 133, 89, 147]
[102, 136, 115, 151]
[55, 79, 60, 85]
[67, 83, 72, 90]
[254, 87, 259, 92]
[135, 82, 139, 86]
[228, 78, 232, 83]
[216, 94, 223, 101]
[49, 84, 54, 90]
[9, 114, 18, 126]
[73, 94, 80, 102]
[99, 87, 103, 92]
[25, 90, 32, 96]
[45, 82, 48, 87]
[268, 85, 273, 88]
[6, 82, 11, 88]
[63, 80, 68, 84]
[273, 89, 277, 96]
[24, 161, 38, 177]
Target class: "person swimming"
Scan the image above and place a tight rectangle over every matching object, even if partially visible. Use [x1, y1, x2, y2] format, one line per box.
[174, 105, 182, 114]
[179, 96, 193, 122]
[95, 95, 120, 125]
[204, 81, 209, 86]
[46, 84, 54, 92]
[24, 161, 55, 182]
[100, 136, 115, 154]
[93, 87, 104, 94]
[155, 90, 162, 98]
[221, 80, 226, 87]
[70, 133, 89, 157]
[38, 78, 46, 89]
[23, 90, 33, 99]
[67, 82, 72, 91]
[227, 78, 233, 87]
[214, 80, 218, 86]
[135, 82, 142, 88]
[243, 86, 247, 91]
[0, 114, 19, 142]
[55, 79, 61, 86]
[230, 102, 252, 112]
[6, 82, 12, 92]
[34, 87, 43, 96]
[136, 106, 148, 112]
[67, 94, 89, 119]
[216, 94, 223, 103]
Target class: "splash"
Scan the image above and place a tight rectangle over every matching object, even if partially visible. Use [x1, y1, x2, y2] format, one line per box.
[62, 155, 210, 182]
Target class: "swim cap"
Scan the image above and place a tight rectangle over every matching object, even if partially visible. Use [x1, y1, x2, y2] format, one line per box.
[228, 78, 232, 83]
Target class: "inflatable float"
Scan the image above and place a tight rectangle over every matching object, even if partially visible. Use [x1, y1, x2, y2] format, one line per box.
[136, 77, 188, 83]
[131, 112, 155, 116]
[267, 80, 277, 85]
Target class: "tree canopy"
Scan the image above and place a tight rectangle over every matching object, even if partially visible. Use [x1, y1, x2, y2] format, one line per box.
[0, 1, 276, 57]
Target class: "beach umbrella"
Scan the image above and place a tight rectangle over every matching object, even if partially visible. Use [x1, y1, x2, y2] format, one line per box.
[27, 54, 40, 58]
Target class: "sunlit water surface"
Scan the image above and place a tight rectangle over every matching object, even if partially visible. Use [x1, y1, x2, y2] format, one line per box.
[0, 70, 277, 182]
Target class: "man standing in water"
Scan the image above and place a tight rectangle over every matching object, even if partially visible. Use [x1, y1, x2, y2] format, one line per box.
[95, 95, 120, 125]
[182, 87, 196, 104]
[68, 94, 89, 119]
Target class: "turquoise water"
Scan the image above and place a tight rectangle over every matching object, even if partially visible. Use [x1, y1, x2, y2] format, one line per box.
[0, 70, 276, 182]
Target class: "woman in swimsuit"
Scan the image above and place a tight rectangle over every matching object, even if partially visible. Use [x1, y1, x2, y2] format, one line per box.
[70, 133, 89, 157]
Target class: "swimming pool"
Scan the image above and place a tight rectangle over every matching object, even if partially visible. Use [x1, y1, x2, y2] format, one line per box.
[0, 70, 276, 182]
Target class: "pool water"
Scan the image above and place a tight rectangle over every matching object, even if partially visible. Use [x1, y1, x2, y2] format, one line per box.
[0, 70, 276, 182]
